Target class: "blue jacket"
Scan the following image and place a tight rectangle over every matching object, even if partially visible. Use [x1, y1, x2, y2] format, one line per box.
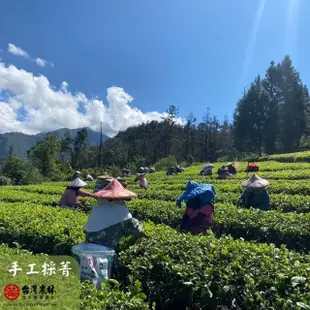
[177, 180, 216, 207]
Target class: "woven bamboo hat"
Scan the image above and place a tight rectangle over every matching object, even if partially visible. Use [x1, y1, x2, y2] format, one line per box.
[96, 172, 113, 181]
[71, 177, 87, 188]
[94, 179, 136, 200]
[242, 174, 269, 189]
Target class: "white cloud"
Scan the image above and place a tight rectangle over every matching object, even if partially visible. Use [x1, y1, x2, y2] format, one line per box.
[35, 58, 47, 67]
[7, 43, 53, 68]
[8, 43, 29, 58]
[61, 81, 69, 92]
[36, 57, 53, 68]
[0, 62, 182, 137]
[0, 101, 20, 132]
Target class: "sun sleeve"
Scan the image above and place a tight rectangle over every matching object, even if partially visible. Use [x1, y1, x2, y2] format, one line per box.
[78, 190, 94, 198]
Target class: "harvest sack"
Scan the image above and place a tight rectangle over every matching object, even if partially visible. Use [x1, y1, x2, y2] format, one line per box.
[72, 243, 115, 289]
[79, 255, 108, 290]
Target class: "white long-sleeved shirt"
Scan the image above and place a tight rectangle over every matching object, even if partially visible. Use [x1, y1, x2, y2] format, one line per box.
[85, 200, 132, 232]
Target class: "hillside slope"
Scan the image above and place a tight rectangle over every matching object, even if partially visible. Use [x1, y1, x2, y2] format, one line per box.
[0, 128, 108, 158]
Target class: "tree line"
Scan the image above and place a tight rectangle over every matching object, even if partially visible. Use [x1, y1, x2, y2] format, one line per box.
[234, 55, 310, 155]
[99, 107, 234, 168]
[1, 55, 310, 183]
[101, 55, 310, 166]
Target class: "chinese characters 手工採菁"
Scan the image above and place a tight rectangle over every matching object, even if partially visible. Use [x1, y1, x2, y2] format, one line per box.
[8, 261, 72, 277]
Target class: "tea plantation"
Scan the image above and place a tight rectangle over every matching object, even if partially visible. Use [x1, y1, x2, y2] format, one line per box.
[0, 159, 309, 309]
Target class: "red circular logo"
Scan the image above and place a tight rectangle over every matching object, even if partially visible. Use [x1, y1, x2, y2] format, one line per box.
[3, 284, 20, 301]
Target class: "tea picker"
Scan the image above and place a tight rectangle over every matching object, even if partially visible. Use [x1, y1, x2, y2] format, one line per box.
[177, 180, 216, 235]
[59, 178, 96, 210]
[225, 162, 238, 175]
[200, 163, 213, 176]
[217, 166, 232, 180]
[239, 174, 270, 211]
[135, 172, 148, 190]
[246, 162, 260, 173]
[72, 179, 144, 289]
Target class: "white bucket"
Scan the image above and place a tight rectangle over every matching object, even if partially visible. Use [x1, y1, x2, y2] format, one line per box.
[72, 243, 115, 280]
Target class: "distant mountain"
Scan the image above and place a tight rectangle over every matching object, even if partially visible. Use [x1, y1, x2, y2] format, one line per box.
[0, 128, 109, 158]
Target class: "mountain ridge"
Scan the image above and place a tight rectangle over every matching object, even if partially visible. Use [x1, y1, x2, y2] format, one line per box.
[0, 128, 108, 158]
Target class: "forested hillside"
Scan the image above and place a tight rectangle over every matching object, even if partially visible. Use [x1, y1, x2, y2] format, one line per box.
[0, 127, 107, 158]
[101, 55, 310, 166]
[100, 108, 233, 166]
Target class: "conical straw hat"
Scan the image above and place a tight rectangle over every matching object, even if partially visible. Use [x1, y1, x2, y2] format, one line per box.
[97, 172, 113, 181]
[94, 179, 137, 200]
[71, 177, 87, 187]
[242, 174, 269, 189]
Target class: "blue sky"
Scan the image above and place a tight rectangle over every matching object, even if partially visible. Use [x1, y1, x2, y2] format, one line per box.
[0, 0, 309, 135]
